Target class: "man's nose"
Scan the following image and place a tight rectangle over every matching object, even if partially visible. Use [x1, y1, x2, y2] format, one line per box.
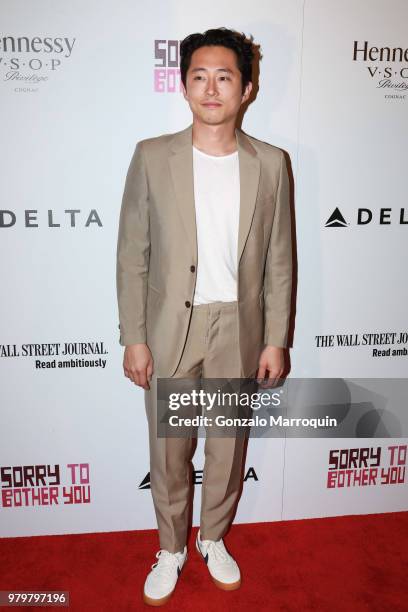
[205, 76, 218, 95]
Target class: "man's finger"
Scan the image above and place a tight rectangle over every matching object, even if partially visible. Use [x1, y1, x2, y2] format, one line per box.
[270, 370, 284, 388]
[136, 370, 148, 390]
[261, 370, 276, 389]
[257, 365, 266, 383]
[146, 361, 154, 381]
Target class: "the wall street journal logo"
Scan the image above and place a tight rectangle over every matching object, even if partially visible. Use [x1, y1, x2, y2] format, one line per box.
[325, 206, 407, 228]
[0, 340, 108, 370]
[0, 35, 76, 92]
[353, 40, 408, 101]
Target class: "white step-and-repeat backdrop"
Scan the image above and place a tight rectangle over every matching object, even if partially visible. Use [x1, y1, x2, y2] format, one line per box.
[1, 0, 407, 537]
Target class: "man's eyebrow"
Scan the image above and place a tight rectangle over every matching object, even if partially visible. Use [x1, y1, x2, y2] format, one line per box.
[190, 67, 234, 73]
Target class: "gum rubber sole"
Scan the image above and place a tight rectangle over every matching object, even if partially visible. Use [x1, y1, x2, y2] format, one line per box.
[143, 589, 175, 606]
[212, 576, 241, 591]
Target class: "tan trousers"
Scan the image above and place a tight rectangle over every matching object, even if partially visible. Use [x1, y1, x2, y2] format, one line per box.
[144, 300, 249, 553]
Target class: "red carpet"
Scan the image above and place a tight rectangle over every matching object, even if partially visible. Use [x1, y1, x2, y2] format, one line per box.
[0, 513, 407, 611]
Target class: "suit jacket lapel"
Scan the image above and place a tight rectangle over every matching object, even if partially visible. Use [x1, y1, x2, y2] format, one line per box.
[235, 128, 260, 263]
[168, 123, 260, 266]
[168, 124, 197, 261]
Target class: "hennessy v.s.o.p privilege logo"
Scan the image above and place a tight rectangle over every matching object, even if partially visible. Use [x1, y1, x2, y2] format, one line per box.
[0, 35, 76, 92]
[353, 40, 408, 100]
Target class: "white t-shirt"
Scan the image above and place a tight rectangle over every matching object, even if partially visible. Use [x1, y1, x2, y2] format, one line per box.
[192, 145, 240, 305]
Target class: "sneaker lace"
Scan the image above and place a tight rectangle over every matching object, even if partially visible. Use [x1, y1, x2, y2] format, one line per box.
[150, 549, 180, 580]
[206, 539, 230, 564]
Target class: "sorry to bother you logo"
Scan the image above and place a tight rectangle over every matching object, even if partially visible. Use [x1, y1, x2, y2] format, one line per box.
[0, 463, 90, 507]
[0, 35, 76, 91]
[154, 39, 183, 93]
[327, 445, 406, 488]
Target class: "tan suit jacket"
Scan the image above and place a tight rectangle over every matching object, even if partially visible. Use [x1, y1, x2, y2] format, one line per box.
[116, 123, 292, 377]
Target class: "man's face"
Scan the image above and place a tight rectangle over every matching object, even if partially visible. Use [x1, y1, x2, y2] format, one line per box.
[181, 45, 252, 127]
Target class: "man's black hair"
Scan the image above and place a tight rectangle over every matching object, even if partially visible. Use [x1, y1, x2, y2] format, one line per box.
[180, 27, 254, 94]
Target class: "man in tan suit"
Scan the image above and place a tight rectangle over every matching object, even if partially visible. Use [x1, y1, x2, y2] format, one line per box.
[116, 27, 292, 606]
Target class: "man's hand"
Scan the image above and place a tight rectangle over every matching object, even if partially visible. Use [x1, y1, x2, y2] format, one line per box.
[123, 343, 154, 390]
[256, 345, 285, 388]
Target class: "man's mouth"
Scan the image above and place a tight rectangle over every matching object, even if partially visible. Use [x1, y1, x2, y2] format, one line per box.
[201, 102, 222, 108]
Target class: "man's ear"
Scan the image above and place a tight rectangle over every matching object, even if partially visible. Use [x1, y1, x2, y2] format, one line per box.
[181, 81, 188, 100]
[241, 81, 252, 103]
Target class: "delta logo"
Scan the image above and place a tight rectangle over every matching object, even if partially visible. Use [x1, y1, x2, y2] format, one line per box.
[139, 467, 259, 489]
[325, 206, 407, 227]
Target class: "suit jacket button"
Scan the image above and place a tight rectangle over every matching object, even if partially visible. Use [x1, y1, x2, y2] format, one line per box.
[185, 300, 191, 308]
[190, 265, 195, 272]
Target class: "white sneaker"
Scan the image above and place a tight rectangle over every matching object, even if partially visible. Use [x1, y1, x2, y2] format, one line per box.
[143, 546, 187, 606]
[196, 530, 241, 590]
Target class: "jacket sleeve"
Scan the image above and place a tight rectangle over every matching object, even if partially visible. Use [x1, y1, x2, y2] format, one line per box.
[116, 140, 150, 346]
[263, 150, 292, 348]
